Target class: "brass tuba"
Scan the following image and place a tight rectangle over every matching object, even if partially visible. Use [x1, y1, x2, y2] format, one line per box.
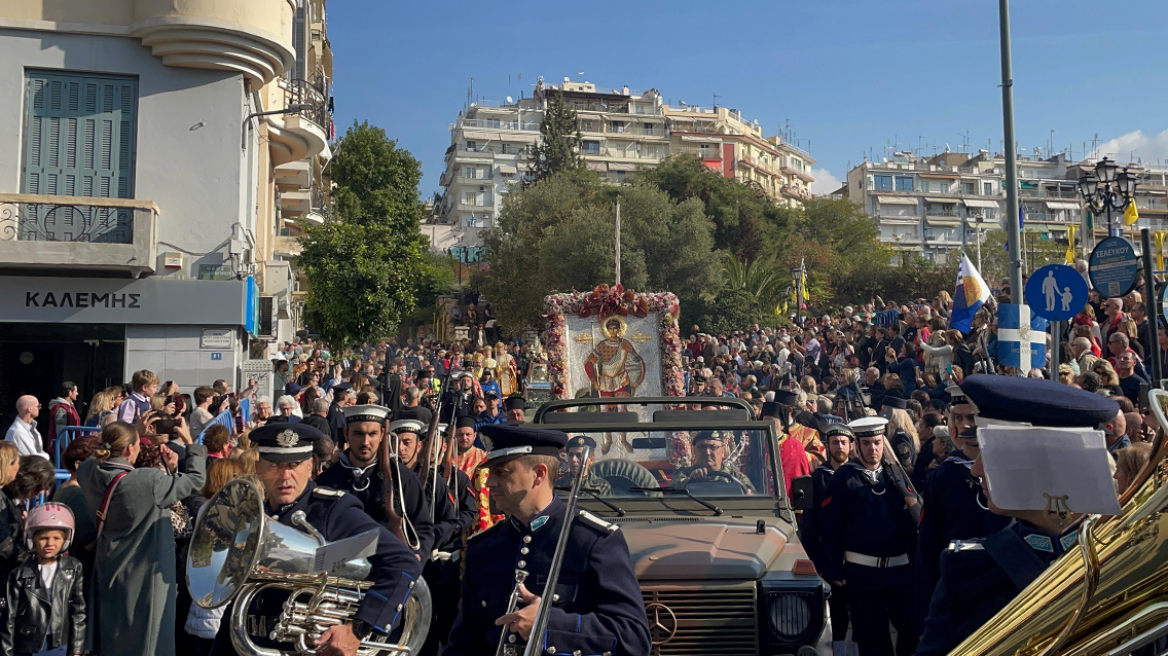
[951, 388, 1168, 656]
[187, 479, 431, 656]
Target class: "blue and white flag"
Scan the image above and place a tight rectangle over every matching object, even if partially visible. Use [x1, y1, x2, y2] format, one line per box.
[198, 409, 234, 444]
[998, 304, 1047, 371]
[950, 253, 991, 333]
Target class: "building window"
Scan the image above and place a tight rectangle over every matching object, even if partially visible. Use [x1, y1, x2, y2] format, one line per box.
[463, 167, 478, 179]
[873, 175, 893, 191]
[962, 182, 976, 195]
[938, 182, 949, 193]
[895, 177, 913, 191]
[484, 118, 501, 128]
[23, 71, 138, 200]
[466, 140, 477, 152]
[918, 181, 930, 193]
[463, 191, 479, 206]
[610, 120, 625, 133]
[984, 182, 996, 195]
[581, 140, 601, 155]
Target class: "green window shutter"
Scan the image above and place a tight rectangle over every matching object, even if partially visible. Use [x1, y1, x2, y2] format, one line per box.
[22, 71, 138, 242]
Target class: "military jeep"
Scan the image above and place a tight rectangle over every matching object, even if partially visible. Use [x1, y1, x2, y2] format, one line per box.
[534, 397, 830, 656]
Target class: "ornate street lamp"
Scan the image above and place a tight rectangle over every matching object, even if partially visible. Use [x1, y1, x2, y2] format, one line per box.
[1078, 157, 1138, 235]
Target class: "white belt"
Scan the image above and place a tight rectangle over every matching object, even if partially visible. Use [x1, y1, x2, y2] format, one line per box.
[844, 551, 910, 568]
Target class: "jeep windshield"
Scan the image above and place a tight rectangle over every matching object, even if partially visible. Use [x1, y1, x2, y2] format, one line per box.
[533, 397, 781, 504]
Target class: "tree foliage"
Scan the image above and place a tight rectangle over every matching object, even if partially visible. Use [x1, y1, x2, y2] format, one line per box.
[529, 90, 583, 182]
[475, 173, 722, 333]
[299, 121, 436, 348]
[978, 229, 1067, 289]
[635, 155, 793, 262]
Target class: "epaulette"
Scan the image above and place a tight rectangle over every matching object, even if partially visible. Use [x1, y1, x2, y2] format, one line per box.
[312, 486, 346, 500]
[947, 539, 985, 553]
[577, 509, 619, 534]
[467, 520, 505, 543]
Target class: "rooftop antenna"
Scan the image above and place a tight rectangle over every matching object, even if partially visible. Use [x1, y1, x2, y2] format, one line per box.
[1091, 133, 1099, 160]
[712, 92, 721, 109]
[918, 136, 925, 156]
[577, 71, 585, 80]
[467, 77, 474, 111]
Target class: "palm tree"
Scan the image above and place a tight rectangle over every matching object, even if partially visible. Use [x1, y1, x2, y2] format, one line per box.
[722, 253, 786, 309]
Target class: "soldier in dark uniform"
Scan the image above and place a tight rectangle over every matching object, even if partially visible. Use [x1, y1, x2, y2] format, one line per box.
[913, 386, 1008, 632]
[556, 435, 612, 496]
[315, 405, 434, 560]
[211, 422, 423, 656]
[800, 423, 857, 656]
[442, 424, 651, 656]
[394, 419, 477, 656]
[671, 430, 755, 491]
[914, 376, 1121, 656]
[821, 416, 918, 656]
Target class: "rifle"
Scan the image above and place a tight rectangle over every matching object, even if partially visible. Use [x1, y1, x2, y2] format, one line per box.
[419, 367, 454, 524]
[882, 439, 923, 524]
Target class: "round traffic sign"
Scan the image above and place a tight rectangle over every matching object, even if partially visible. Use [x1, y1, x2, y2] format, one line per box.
[1025, 264, 1089, 321]
[1088, 236, 1140, 299]
[1160, 281, 1168, 325]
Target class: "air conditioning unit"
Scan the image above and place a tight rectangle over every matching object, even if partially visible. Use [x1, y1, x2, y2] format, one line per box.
[257, 295, 277, 340]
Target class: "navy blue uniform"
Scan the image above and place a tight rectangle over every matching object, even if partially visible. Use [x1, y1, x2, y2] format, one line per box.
[915, 520, 1081, 656]
[913, 453, 1009, 632]
[801, 463, 850, 646]
[315, 453, 436, 558]
[910, 438, 938, 496]
[210, 481, 423, 655]
[441, 498, 651, 656]
[417, 464, 478, 656]
[822, 462, 918, 656]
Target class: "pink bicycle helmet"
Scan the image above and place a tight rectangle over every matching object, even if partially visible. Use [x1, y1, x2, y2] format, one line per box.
[25, 503, 75, 552]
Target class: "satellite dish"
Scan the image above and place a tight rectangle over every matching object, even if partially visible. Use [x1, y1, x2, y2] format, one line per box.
[506, 96, 513, 104]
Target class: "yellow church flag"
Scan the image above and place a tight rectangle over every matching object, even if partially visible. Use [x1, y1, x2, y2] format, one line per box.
[1155, 230, 1167, 272]
[1124, 199, 1140, 226]
[1065, 224, 1078, 264]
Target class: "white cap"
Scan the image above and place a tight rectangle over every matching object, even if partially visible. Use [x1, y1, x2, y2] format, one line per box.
[343, 404, 390, 424]
[388, 419, 426, 434]
[848, 416, 889, 438]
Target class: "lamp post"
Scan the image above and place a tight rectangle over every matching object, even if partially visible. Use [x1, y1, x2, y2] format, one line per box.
[1078, 156, 1139, 237]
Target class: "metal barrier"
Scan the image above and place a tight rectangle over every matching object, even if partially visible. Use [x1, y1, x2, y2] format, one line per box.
[55, 426, 100, 469]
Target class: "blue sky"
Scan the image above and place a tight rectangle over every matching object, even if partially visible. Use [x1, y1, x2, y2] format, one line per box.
[330, 0, 1168, 197]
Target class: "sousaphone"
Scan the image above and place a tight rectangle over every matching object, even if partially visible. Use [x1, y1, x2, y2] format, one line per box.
[187, 479, 431, 656]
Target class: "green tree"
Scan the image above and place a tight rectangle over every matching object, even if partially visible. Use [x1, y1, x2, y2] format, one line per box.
[475, 174, 721, 333]
[530, 90, 583, 182]
[977, 229, 1067, 290]
[298, 121, 432, 348]
[635, 155, 793, 262]
[722, 253, 787, 311]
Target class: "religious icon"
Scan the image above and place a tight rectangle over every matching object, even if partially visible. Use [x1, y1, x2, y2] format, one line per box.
[583, 316, 646, 398]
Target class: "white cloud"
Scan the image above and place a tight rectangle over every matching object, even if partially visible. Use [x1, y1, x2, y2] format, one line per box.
[809, 168, 842, 195]
[1095, 127, 1168, 164]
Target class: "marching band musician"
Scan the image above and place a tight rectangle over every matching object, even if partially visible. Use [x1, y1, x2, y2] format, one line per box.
[315, 404, 435, 559]
[394, 419, 477, 656]
[211, 423, 422, 656]
[821, 416, 918, 656]
[912, 386, 1008, 632]
[442, 424, 651, 656]
[915, 376, 1120, 656]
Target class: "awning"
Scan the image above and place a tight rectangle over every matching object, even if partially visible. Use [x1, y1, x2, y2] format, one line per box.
[586, 161, 608, 172]
[879, 219, 920, 226]
[680, 135, 723, 144]
[1046, 201, 1080, 210]
[925, 197, 958, 204]
[1045, 224, 1069, 232]
[608, 162, 637, 172]
[926, 219, 961, 227]
[497, 165, 518, 175]
[877, 196, 918, 205]
[964, 199, 1000, 209]
[919, 172, 959, 179]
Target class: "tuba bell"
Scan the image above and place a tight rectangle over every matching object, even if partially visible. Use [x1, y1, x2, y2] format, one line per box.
[187, 479, 431, 656]
[950, 388, 1168, 656]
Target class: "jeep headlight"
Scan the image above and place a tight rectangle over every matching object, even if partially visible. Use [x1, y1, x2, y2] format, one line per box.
[767, 592, 812, 638]
[759, 579, 827, 650]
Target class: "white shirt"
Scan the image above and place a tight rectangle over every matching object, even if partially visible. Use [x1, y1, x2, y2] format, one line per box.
[38, 560, 58, 593]
[5, 417, 49, 460]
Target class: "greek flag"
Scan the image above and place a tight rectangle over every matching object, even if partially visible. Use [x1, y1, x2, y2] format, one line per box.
[997, 304, 1047, 371]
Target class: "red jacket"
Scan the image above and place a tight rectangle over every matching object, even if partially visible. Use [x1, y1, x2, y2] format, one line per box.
[47, 398, 81, 444]
[780, 431, 812, 496]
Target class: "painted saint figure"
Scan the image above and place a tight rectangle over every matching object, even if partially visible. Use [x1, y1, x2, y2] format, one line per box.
[583, 316, 646, 397]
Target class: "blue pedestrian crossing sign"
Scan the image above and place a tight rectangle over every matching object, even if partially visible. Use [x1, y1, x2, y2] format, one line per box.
[1025, 264, 1088, 322]
[998, 304, 1047, 371]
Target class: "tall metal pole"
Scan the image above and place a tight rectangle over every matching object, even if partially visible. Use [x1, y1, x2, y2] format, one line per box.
[976, 216, 983, 272]
[1142, 228, 1163, 384]
[614, 200, 621, 286]
[999, 0, 1024, 300]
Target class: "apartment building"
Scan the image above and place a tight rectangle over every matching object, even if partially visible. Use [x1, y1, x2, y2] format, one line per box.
[844, 151, 1083, 263]
[0, 0, 332, 404]
[433, 79, 815, 248]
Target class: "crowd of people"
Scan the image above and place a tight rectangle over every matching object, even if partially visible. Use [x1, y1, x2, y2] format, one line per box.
[0, 278, 1157, 656]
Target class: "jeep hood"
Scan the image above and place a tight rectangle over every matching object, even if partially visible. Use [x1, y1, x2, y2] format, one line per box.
[619, 518, 793, 580]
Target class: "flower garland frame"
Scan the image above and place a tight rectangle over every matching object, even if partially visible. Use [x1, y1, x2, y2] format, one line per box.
[543, 285, 685, 400]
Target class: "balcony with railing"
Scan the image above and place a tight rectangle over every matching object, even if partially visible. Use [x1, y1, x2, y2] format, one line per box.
[268, 78, 332, 166]
[680, 147, 722, 160]
[781, 185, 813, 201]
[0, 194, 158, 276]
[457, 117, 542, 132]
